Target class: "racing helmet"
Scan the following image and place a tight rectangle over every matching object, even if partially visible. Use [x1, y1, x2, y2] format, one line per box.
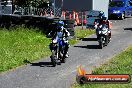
[99, 11, 105, 19]
[56, 20, 64, 31]
[57, 20, 64, 27]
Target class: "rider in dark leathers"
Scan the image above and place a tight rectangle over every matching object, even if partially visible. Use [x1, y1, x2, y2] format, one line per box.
[49, 21, 70, 58]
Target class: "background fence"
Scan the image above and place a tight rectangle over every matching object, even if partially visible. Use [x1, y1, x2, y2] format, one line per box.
[14, 6, 62, 17]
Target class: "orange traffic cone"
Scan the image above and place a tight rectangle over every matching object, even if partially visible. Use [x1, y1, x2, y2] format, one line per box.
[75, 13, 79, 25]
[50, 11, 53, 17]
[109, 21, 112, 29]
[69, 14, 72, 20]
[44, 11, 47, 16]
[62, 11, 66, 19]
[73, 11, 76, 19]
[40, 12, 43, 16]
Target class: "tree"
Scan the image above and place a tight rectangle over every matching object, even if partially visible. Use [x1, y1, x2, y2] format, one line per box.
[14, 0, 30, 7]
[14, 0, 49, 7]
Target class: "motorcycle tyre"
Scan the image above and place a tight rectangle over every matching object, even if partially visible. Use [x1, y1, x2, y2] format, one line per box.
[61, 57, 66, 63]
[51, 50, 56, 67]
[60, 52, 66, 63]
[99, 37, 103, 49]
[105, 36, 109, 46]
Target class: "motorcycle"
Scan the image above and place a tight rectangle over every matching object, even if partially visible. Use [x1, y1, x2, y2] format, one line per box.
[49, 37, 67, 67]
[96, 24, 110, 49]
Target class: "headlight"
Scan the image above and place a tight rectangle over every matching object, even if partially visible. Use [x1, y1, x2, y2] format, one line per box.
[52, 39, 57, 43]
[99, 25, 102, 28]
[113, 10, 120, 13]
[102, 28, 107, 31]
[99, 31, 102, 34]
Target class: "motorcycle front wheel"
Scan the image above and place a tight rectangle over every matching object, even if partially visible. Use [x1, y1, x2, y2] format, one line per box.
[105, 35, 109, 46]
[99, 37, 103, 49]
[60, 50, 66, 63]
[51, 50, 57, 67]
[61, 56, 66, 63]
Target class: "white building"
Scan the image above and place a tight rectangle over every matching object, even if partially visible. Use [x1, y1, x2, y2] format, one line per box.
[51, 0, 109, 17]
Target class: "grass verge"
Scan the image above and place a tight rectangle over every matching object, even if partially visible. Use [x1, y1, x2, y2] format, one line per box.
[69, 28, 95, 45]
[0, 27, 94, 73]
[73, 45, 132, 88]
[0, 27, 51, 72]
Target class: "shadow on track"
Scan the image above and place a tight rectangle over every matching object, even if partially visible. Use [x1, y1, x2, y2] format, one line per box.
[31, 62, 55, 67]
[125, 16, 132, 19]
[124, 28, 132, 31]
[108, 17, 122, 20]
[79, 38, 97, 41]
[23, 59, 56, 67]
[74, 45, 100, 49]
[109, 16, 132, 20]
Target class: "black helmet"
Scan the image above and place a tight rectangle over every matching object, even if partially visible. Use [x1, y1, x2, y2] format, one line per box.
[56, 21, 64, 31]
[99, 11, 105, 19]
[57, 20, 64, 27]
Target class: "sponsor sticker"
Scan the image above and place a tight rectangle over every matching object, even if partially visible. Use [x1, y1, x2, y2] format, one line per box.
[76, 66, 131, 84]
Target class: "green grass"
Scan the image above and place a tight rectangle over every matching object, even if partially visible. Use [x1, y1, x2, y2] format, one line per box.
[73, 45, 132, 88]
[75, 28, 94, 39]
[0, 27, 51, 72]
[69, 28, 95, 45]
[0, 27, 94, 73]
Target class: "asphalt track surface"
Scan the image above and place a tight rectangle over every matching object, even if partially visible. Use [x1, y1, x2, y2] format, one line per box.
[0, 18, 132, 88]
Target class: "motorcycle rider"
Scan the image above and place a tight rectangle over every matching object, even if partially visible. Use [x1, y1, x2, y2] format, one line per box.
[94, 11, 111, 40]
[49, 20, 70, 58]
